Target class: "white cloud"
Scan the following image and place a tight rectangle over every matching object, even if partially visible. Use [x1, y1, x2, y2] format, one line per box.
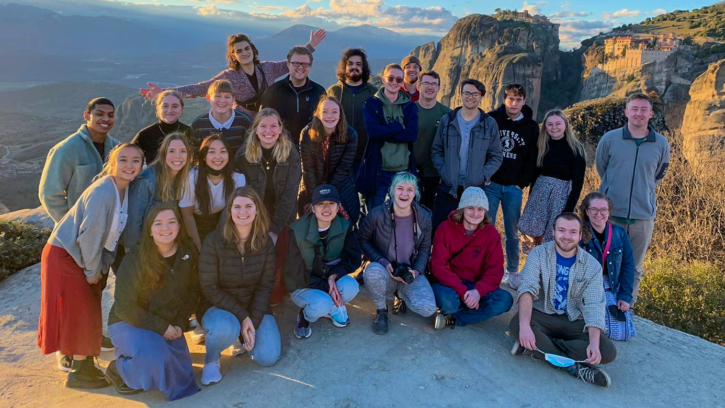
[602, 9, 641, 19]
[187, 0, 242, 3]
[250, 4, 288, 12]
[522, 1, 541, 16]
[550, 10, 588, 19]
[558, 19, 612, 49]
[197, 4, 221, 16]
[646, 8, 667, 16]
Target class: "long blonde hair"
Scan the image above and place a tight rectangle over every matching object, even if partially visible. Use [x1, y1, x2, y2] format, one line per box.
[149, 132, 191, 202]
[243, 108, 292, 164]
[537, 109, 586, 167]
[98, 143, 144, 179]
[222, 186, 270, 254]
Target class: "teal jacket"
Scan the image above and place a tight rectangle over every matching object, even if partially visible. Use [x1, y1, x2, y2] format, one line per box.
[39, 125, 119, 224]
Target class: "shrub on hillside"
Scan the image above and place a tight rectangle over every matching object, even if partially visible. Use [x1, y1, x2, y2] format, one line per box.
[637, 258, 725, 346]
[0, 220, 50, 281]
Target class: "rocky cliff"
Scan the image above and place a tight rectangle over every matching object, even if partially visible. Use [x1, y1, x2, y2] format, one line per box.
[681, 59, 725, 175]
[410, 14, 560, 118]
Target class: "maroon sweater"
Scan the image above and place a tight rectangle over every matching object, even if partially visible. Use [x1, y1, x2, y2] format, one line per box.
[430, 212, 504, 297]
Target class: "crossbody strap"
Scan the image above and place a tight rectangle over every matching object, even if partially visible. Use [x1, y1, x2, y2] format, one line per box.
[601, 223, 613, 266]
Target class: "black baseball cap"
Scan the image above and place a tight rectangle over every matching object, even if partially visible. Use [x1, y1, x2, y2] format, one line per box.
[312, 184, 340, 206]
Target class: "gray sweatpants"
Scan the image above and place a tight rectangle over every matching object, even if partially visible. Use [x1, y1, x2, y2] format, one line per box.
[363, 262, 437, 317]
[610, 218, 654, 304]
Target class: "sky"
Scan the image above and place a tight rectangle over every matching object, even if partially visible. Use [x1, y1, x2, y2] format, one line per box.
[81, 0, 719, 48]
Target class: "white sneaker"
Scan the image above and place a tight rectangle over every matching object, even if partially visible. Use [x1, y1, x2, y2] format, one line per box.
[201, 361, 222, 386]
[508, 272, 522, 290]
[230, 339, 246, 357]
[191, 326, 206, 344]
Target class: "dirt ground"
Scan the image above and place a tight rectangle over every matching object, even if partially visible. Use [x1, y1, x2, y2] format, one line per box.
[1, 264, 724, 408]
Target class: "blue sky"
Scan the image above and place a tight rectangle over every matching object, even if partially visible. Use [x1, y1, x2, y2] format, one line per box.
[96, 0, 717, 48]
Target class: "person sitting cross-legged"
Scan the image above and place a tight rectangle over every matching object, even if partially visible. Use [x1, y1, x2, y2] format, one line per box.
[284, 185, 362, 339]
[509, 212, 617, 388]
[430, 187, 513, 329]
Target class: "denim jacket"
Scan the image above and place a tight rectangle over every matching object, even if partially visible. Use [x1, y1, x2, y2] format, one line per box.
[122, 166, 159, 251]
[580, 222, 635, 304]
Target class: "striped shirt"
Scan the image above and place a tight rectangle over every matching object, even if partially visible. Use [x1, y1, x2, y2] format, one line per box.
[190, 109, 252, 161]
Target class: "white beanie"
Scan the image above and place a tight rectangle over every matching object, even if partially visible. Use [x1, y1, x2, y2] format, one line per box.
[457, 187, 489, 211]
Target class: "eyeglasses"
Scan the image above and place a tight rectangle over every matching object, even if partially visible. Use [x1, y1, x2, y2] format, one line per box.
[587, 208, 610, 215]
[462, 91, 482, 98]
[386, 76, 404, 84]
[290, 62, 311, 69]
[420, 81, 439, 87]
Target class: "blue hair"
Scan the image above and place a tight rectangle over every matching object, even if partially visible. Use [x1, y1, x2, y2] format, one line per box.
[387, 171, 421, 203]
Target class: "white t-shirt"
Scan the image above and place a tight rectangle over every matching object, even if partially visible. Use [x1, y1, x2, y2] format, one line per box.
[179, 167, 246, 214]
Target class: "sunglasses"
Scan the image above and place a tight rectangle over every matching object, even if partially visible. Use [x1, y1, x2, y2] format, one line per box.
[386, 76, 404, 84]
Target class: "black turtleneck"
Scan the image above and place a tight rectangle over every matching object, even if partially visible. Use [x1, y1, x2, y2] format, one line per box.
[537, 137, 586, 212]
[131, 120, 193, 165]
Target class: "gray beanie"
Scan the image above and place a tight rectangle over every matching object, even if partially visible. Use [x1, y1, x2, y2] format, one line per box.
[457, 187, 489, 211]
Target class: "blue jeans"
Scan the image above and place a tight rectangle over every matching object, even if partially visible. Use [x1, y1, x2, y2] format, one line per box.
[432, 283, 513, 327]
[366, 170, 395, 213]
[484, 182, 523, 274]
[290, 275, 359, 322]
[201, 307, 281, 367]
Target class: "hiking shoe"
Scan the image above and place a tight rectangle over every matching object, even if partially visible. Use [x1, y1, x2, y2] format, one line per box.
[510, 340, 526, 356]
[434, 312, 456, 330]
[294, 310, 312, 339]
[64, 358, 110, 389]
[105, 360, 142, 395]
[201, 361, 222, 386]
[372, 309, 389, 335]
[101, 335, 114, 351]
[393, 293, 407, 315]
[508, 272, 522, 290]
[324, 305, 350, 328]
[230, 339, 246, 356]
[57, 352, 72, 372]
[191, 325, 206, 344]
[568, 363, 611, 388]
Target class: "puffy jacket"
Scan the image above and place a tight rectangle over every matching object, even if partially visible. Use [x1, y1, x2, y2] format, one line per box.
[358, 201, 432, 274]
[430, 212, 505, 298]
[431, 107, 503, 197]
[327, 81, 378, 162]
[235, 146, 302, 235]
[284, 214, 362, 292]
[108, 242, 199, 335]
[260, 75, 326, 148]
[197, 230, 276, 329]
[356, 96, 418, 195]
[580, 222, 635, 304]
[487, 104, 539, 188]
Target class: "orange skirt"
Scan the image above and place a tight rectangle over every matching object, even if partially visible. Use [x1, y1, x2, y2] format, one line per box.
[36, 244, 103, 356]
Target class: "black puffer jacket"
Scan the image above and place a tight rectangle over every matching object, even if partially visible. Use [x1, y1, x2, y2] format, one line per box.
[358, 201, 432, 274]
[235, 146, 302, 235]
[197, 230, 276, 329]
[298, 124, 360, 222]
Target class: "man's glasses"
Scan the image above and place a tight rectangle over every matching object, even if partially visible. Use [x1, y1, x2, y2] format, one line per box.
[386, 76, 404, 84]
[290, 62, 311, 69]
[462, 91, 482, 98]
[420, 81, 439, 87]
[587, 208, 610, 215]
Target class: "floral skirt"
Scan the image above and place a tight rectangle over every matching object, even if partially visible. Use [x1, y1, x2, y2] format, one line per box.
[518, 176, 571, 242]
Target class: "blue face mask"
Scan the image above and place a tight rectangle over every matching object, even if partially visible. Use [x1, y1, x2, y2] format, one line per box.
[537, 348, 585, 368]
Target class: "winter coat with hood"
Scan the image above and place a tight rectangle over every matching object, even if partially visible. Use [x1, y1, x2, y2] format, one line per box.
[430, 211, 505, 298]
[431, 107, 503, 197]
[260, 75, 326, 148]
[356, 89, 418, 195]
[358, 200, 432, 275]
[327, 81, 378, 163]
[487, 104, 539, 188]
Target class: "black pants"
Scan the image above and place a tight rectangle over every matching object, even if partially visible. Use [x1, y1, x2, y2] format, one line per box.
[432, 185, 465, 234]
[509, 310, 617, 364]
[418, 175, 440, 212]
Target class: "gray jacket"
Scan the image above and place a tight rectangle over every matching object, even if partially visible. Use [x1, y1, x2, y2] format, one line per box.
[358, 201, 432, 274]
[39, 125, 119, 224]
[596, 126, 671, 221]
[49, 176, 119, 282]
[431, 107, 503, 196]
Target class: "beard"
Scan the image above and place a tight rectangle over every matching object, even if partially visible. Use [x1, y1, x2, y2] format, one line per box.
[346, 70, 362, 82]
[554, 237, 578, 253]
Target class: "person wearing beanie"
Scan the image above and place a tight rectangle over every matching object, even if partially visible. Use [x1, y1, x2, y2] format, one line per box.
[401, 55, 422, 102]
[284, 185, 363, 339]
[429, 187, 513, 329]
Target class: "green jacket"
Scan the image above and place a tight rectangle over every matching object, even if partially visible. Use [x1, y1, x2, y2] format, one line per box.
[327, 81, 377, 162]
[39, 125, 119, 224]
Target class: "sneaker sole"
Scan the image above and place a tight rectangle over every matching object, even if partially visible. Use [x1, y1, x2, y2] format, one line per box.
[294, 327, 313, 339]
[100, 346, 114, 352]
[323, 315, 349, 328]
[58, 362, 71, 372]
[201, 377, 222, 386]
[434, 314, 444, 330]
[510, 340, 524, 356]
[64, 377, 111, 390]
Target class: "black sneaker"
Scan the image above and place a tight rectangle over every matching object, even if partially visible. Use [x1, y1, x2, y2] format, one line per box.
[510, 340, 526, 356]
[372, 309, 389, 335]
[57, 353, 72, 372]
[433, 312, 456, 330]
[393, 292, 407, 315]
[64, 358, 110, 389]
[101, 335, 114, 351]
[105, 360, 142, 395]
[294, 309, 312, 339]
[568, 363, 611, 387]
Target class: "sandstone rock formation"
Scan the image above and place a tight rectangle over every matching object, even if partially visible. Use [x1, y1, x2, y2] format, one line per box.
[682, 59, 725, 174]
[410, 14, 559, 118]
[0, 201, 9, 215]
[0, 206, 54, 230]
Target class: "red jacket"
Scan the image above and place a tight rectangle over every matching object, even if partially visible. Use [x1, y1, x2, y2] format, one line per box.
[431, 212, 504, 298]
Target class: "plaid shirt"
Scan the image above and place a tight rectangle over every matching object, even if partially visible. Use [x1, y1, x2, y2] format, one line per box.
[517, 241, 606, 332]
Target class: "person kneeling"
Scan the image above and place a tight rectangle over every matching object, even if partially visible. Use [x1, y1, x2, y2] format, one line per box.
[359, 171, 437, 334]
[430, 187, 513, 329]
[285, 185, 363, 339]
[106, 203, 200, 401]
[509, 213, 617, 387]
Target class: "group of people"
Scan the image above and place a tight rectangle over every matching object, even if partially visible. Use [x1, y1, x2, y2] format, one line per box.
[35, 29, 671, 399]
